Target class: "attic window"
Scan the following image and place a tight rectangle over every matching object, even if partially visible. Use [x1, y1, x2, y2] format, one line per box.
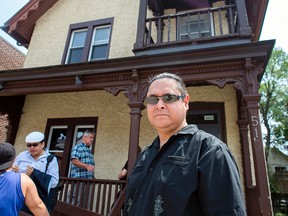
[62, 18, 113, 64]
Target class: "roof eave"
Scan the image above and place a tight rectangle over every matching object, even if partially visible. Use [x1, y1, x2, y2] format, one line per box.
[2, 0, 59, 47]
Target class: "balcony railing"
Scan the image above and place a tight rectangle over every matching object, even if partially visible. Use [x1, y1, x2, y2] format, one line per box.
[139, 4, 239, 49]
[52, 177, 126, 216]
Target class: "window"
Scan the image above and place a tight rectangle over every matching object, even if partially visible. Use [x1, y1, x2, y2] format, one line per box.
[89, 26, 111, 60]
[44, 117, 98, 177]
[179, 13, 213, 40]
[62, 18, 113, 64]
[275, 167, 287, 172]
[66, 29, 87, 64]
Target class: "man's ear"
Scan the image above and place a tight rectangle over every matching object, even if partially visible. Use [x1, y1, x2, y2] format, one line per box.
[184, 94, 190, 109]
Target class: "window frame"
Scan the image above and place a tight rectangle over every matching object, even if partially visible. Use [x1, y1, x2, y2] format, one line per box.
[62, 18, 114, 64]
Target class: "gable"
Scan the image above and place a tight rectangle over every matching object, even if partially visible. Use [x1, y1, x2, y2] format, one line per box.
[268, 148, 288, 166]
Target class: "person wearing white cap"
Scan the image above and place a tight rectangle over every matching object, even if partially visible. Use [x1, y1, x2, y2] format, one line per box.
[0, 142, 49, 216]
[13, 131, 59, 214]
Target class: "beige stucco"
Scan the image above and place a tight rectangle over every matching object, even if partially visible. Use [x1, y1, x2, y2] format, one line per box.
[14, 84, 243, 181]
[24, 0, 139, 68]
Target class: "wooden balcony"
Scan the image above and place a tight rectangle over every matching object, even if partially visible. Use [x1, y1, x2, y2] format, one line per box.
[51, 178, 126, 216]
[134, 4, 252, 55]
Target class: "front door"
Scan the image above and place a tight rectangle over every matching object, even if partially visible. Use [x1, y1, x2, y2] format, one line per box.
[44, 117, 98, 177]
[187, 102, 226, 142]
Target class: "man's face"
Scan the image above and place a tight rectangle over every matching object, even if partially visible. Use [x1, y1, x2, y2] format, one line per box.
[27, 142, 45, 158]
[82, 134, 94, 146]
[146, 78, 189, 134]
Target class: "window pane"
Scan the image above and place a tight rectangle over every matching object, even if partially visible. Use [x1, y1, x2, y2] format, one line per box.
[47, 126, 68, 151]
[89, 25, 111, 60]
[91, 44, 108, 60]
[72, 30, 87, 47]
[94, 27, 110, 43]
[68, 47, 84, 63]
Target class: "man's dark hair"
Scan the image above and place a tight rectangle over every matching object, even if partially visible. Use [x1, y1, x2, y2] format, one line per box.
[148, 72, 187, 95]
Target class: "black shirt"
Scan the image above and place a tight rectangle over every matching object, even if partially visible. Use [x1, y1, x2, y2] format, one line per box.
[124, 125, 246, 216]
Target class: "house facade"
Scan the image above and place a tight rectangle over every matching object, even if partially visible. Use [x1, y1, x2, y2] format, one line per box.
[1, 0, 274, 215]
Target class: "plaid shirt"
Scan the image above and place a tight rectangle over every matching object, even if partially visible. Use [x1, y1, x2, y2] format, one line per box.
[70, 143, 95, 179]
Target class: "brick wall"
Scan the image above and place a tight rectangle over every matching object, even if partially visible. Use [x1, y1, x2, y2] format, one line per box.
[0, 35, 25, 70]
[0, 114, 8, 143]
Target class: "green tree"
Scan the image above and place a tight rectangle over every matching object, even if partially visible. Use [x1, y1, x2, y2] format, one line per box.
[259, 47, 288, 155]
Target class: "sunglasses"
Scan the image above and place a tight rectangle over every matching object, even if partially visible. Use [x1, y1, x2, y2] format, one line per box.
[26, 143, 40, 148]
[145, 94, 185, 105]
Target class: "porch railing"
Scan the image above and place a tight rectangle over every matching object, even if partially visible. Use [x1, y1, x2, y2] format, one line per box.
[53, 177, 126, 216]
[143, 4, 237, 47]
[272, 193, 288, 214]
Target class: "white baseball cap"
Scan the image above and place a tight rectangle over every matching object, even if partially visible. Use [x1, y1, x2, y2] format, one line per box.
[25, 131, 45, 143]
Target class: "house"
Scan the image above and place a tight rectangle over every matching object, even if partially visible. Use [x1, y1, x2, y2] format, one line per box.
[268, 147, 288, 193]
[267, 148, 288, 214]
[0, 0, 274, 215]
[0, 35, 25, 143]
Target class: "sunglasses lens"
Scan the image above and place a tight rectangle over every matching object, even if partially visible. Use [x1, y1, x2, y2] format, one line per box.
[26, 143, 39, 148]
[162, 95, 177, 103]
[145, 94, 183, 104]
[145, 96, 159, 104]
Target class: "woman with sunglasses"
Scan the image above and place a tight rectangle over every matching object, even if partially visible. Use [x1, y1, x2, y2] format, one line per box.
[12, 131, 59, 214]
[124, 72, 246, 216]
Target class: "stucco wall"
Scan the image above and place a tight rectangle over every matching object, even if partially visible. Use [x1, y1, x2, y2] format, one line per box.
[14, 84, 242, 180]
[24, 0, 139, 68]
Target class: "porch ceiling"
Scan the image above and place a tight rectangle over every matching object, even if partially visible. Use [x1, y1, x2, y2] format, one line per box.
[0, 40, 274, 97]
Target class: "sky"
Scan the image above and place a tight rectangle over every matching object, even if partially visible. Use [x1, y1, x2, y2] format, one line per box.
[0, 0, 287, 54]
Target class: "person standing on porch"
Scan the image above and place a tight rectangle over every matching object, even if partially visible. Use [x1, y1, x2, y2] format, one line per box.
[124, 72, 246, 216]
[70, 130, 95, 179]
[69, 130, 95, 207]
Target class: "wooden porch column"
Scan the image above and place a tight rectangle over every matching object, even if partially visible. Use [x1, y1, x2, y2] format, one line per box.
[234, 0, 252, 36]
[127, 102, 145, 175]
[242, 58, 272, 215]
[126, 70, 147, 176]
[134, 0, 148, 50]
[238, 104, 253, 186]
[244, 95, 272, 216]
